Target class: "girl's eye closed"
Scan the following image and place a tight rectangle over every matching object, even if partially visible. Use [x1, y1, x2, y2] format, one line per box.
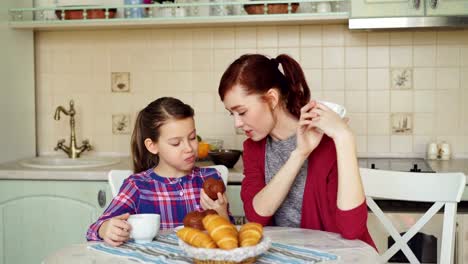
[239, 111, 247, 116]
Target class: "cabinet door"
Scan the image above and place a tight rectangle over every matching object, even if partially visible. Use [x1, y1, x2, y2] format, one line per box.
[425, 0, 468, 16]
[351, 0, 425, 18]
[226, 185, 244, 217]
[0, 180, 111, 264]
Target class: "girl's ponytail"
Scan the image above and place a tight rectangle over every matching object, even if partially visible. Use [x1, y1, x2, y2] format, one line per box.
[131, 110, 158, 173]
[276, 54, 310, 118]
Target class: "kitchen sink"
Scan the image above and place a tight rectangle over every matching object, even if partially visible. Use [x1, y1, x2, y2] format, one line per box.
[19, 156, 121, 169]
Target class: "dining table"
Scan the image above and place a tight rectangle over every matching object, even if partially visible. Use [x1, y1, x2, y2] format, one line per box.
[43, 226, 380, 263]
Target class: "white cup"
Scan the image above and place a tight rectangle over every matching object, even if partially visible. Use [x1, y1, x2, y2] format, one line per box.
[427, 142, 438, 160]
[316, 2, 331, 13]
[439, 142, 451, 160]
[318, 100, 346, 118]
[127, 214, 160, 243]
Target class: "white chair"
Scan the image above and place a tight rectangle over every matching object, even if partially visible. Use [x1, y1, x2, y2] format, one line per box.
[360, 168, 466, 264]
[108, 170, 133, 197]
[107, 165, 229, 198]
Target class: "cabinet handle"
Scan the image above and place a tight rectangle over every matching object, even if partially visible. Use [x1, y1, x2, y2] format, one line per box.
[413, 0, 420, 9]
[98, 190, 106, 208]
[430, 0, 438, 9]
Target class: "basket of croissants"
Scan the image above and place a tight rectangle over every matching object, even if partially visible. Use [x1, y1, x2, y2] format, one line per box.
[177, 211, 271, 264]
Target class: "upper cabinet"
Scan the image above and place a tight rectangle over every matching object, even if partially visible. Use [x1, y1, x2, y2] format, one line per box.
[351, 0, 468, 18]
[425, 0, 468, 16]
[351, 0, 424, 18]
[349, 0, 468, 29]
[8, 0, 350, 30]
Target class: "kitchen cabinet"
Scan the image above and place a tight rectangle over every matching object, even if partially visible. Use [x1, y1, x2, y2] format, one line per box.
[351, 0, 468, 18]
[0, 180, 111, 264]
[0, 0, 35, 163]
[226, 184, 244, 218]
[351, 0, 424, 18]
[425, 0, 468, 16]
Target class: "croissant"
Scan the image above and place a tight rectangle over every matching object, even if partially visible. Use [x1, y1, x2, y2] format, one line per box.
[239, 222, 263, 247]
[176, 227, 217, 249]
[202, 214, 238, 249]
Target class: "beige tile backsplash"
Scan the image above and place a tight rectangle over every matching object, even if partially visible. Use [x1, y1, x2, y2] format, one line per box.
[36, 25, 468, 157]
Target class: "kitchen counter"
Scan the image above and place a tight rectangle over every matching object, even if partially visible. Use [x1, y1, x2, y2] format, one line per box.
[1, 156, 466, 186]
[0, 156, 244, 183]
[427, 159, 468, 176]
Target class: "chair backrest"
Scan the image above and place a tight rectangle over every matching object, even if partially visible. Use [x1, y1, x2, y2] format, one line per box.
[108, 170, 133, 197]
[204, 165, 229, 186]
[360, 168, 466, 264]
[107, 165, 229, 198]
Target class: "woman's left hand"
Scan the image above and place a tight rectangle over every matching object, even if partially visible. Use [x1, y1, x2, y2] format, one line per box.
[308, 102, 351, 140]
[200, 189, 229, 219]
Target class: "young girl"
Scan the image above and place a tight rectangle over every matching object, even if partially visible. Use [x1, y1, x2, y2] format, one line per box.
[86, 97, 231, 247]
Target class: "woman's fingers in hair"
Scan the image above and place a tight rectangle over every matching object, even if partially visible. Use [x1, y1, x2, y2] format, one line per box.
[300, 100, 317, 115]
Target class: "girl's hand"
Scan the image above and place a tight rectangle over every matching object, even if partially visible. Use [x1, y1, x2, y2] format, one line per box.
[296, 100, 324, 157]
[307, 102, 352, 140]
[200, 189, 229, 219]
[98, 213, 132, 247]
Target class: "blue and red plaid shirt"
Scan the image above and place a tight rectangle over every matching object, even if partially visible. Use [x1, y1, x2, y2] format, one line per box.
[86, 166, 232, 241]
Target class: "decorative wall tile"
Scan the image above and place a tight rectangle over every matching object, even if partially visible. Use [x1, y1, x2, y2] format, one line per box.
[112, 114, 131, 134]
[390, 68, 413, 90]
[111, 72, 130, 92]
[391, 113, 413, 135]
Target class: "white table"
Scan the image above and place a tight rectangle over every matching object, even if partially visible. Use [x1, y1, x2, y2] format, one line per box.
[43, 226, 379, 263]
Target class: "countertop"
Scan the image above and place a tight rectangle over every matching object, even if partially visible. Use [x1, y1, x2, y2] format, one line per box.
[0, 156, 466, 186]
[427, 159, 468, 176]
[0, 156, 245, 183]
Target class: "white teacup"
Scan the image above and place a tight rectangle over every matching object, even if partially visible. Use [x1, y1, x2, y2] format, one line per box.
[127, 214, 160, 243]
[318, 100, 346, 118]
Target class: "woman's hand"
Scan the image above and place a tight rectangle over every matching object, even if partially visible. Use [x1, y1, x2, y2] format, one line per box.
[200, 189, 229, 220]
[98, 213, 132, 247]
[296, 100, 324, 157]
[307, 102, 352, 140]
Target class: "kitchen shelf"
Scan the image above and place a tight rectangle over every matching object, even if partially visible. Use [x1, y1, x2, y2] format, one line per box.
[9, 0, 349, 30]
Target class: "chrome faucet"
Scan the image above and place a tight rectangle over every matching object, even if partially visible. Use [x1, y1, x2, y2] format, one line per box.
[54, 100, 92, 158]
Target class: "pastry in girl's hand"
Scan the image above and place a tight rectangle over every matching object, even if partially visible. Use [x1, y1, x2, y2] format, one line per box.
[177, 227, 217, 248]
[239, 222, 263, 247]
[183, 210, 219, 230]
[202, 214, 238, 249]
[203, 178, 226, 200]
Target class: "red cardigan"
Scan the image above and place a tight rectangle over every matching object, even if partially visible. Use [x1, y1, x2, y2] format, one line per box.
[241, 135, 376, 249]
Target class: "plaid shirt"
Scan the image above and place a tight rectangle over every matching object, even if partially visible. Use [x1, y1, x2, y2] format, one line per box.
[86, 166, 232, 241]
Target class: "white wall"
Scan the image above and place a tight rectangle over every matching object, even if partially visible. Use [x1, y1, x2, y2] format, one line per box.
[0, 0, 36, 163]
[35, 26, 468, 157]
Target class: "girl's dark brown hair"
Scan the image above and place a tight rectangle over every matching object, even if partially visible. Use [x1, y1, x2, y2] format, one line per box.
[131, 97, 194, 173]
[218, 54, 310, 118]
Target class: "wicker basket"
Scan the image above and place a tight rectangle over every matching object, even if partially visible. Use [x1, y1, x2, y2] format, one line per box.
[178, 237, 271, 264]
[244, 3, 299, 14]
[193, 257, 256, 264]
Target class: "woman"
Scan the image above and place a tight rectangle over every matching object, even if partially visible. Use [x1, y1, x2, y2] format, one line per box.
[218, 54, 375, 248]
